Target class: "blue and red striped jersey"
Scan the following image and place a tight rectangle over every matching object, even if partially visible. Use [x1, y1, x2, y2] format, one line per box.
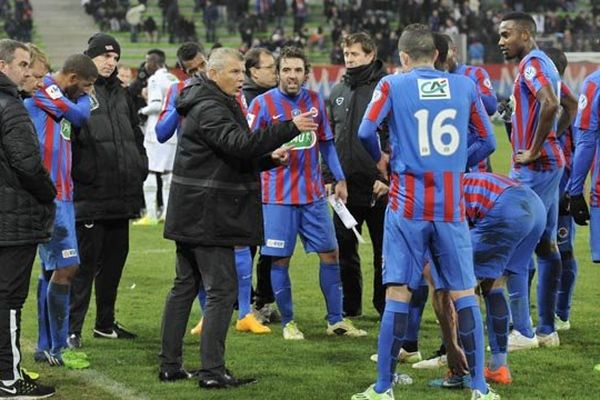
[463, 172, 519, 224]
[454, 64, 497, 116]
[558, 82, 575, 192]
[570, 69, 600, 205]
[359, 67, 495, 222]
[248, 87, 334, 205]
[155, 80, 186, 143]
[25, 75, 91, 201]
[511, 49, 564, 172]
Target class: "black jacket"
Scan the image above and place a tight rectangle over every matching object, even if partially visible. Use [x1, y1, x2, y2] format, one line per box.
[326, 60, 389, 206]
[0, 72, 56, 246]
[242, 77, 272, 106]
[164, 75, 300, 246]
[72, 73, 148, 222]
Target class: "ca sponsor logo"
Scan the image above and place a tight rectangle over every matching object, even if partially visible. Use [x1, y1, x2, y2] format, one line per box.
[266, 239, 285, 248]
[578, 94, 588, 110]
[418, 78, 451, 100]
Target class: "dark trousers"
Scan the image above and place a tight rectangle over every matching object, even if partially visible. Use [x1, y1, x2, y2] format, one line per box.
[69, 219, 129, 334]
[334, 203, 385, 317]
[0, 245, 36, 380]
[254, 254, 273, 307]
[159, 242, 237, 379]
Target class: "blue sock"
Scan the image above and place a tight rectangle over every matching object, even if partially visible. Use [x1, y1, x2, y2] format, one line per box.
[557, 253, 577, 321]
[404, 285, 428, 346]
[485, 288, 509, 371]
[319, 262, 343, 325]
[537, 252, 562, 334]
[197, 289, 206, 312]
[271, 264, 293, 325]
[454, 295, 487, 394]
[507, 273, 534, 338]
[528, 261, 536, 308]
[47, 281, 70, 355]
[235, 247, 253, 319]
[375, 299, 408, 393]
[36, 275, 50, 352]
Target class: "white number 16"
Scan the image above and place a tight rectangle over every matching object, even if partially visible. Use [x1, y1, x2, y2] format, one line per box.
[414, 108, 460, 156]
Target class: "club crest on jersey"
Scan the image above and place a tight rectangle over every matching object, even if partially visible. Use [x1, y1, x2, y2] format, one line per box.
[418, 78, 451, 100]
[45, 84, 63, 100]
[292, 109, 301, 117]
[284, 130, 317, 150]
[335, 97, 344, 106]
[483, 78, 492, 89]
[309, 107, 318, 118]
[524, 65, 537, 81]
[578, 94, 588, 110]
[60, 119, 72, 141]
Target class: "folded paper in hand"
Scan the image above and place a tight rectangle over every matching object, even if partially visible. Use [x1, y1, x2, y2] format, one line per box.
[328, 195, 366, 244]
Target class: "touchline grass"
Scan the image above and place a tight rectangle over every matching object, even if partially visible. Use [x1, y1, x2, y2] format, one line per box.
[19, 124, 600, 399]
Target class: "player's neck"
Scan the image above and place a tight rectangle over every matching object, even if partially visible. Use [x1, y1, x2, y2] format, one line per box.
[517, 41, 538, 62]
[53, 72, 68, 92]
[409, 62, 434, 70]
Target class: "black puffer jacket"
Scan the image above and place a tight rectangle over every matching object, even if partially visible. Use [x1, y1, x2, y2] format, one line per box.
[242, 77, 271, 106]
[164, 75, 300, 246]
[0, 72, 56, 246]
[72, 73, 148, 221]
[326, 60, 389, 206]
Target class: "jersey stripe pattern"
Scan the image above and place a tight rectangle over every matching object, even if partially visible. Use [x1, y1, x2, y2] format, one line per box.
[558, 82, 575, 192]
[573, 69, 600, 206]
[364, 68, 493, 222]
[248, 87, 333, 205]
[156, 80, 186, 141]
[25, 75, 91, 201]
[464, 172, 518, 224]
[511, 49, 565, 172]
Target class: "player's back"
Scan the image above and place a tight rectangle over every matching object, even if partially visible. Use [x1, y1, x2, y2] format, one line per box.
[378, 68, 480, 221]
[464, 172, 517, 223]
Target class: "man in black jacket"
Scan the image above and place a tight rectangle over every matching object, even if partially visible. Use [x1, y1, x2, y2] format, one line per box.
[68, 34, 148, 348]
[0, 38, 56, 398]
[327, 32, 389, 318]
[158, 48, 317, 388]
[242, 47, 279, 322]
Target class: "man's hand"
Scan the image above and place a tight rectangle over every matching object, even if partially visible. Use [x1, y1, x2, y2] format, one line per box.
[376, 152, 389, 180]
[271, 145, 293, 166]
[515, 148, 540, 165]
[292, 111, 318, 132]
[371, 180, 389, 206]
[570, 194, 590, 226]
[334, 180, 348, 204]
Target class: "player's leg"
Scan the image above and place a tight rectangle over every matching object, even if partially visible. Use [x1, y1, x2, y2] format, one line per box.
[433, 221, 489, 396]
[138, 171, 159, 224]
[160, 170, 172, 221]
[261, 203, 299, 338]
[235, 246, 270, 334]
[353, 214, 429, 399]
[481, 278, 511, 385]
[590, 207, 600, 263]
[556, 213, 577, 329]
[35, 268, 52, 355]
[364, 204, 386, 316]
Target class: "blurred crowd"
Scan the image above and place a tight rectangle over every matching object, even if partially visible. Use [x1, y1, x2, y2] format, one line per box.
[2, 0, 33, 43]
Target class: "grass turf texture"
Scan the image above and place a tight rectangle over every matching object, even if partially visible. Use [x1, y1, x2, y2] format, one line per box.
[18, 124, 600, 399]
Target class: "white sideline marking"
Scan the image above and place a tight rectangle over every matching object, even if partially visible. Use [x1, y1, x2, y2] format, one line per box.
[22, 341, 149, 400]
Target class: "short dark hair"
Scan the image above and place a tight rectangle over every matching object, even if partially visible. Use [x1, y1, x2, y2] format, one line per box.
[176, 42, 204, 65]
[342, 32, 377, 58]
[501, 12, 537, 36]
[398, 24, 435, 62]
[276, 46, 310, 74]
[147, 48, 166, 65]
[244, 47, 273, 78]
[545, 47, 568, 76]
[433, 33, 449, 67]
[0, 39, 28, 64]
[62, 54, 98, 80]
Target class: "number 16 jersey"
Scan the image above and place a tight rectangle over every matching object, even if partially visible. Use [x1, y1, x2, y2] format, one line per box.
[363, 67, 494, 222]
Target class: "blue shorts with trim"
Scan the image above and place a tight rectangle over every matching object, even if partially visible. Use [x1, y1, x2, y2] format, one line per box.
[260, 199, 337, 257]
[39, 200, 79, 270]
[509, 167, 562, 242]
[471, 186, 546, 280]
[382, 208, 475, 291]
[590, 207, 600, 262]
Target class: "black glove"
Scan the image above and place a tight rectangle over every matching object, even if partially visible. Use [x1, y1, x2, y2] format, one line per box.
[558, 192, 570, 216]
[570, 194, 590, 226]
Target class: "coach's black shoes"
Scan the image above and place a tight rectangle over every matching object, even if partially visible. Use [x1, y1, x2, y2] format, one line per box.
[67, 333, 82, 349]
[93, 322, 137, 339]
[0, 376, 55, 399]
[158, 368, 198, 382]
[198, 370, 257, 389]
